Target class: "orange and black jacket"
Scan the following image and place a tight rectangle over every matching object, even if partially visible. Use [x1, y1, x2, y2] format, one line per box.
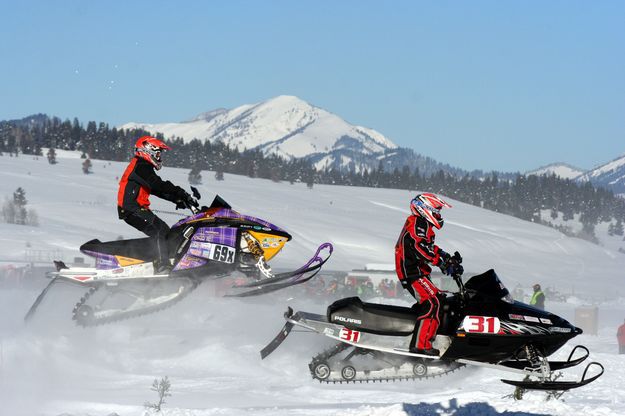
[117, 157, 184, 218]
[395, 215, 449, 283]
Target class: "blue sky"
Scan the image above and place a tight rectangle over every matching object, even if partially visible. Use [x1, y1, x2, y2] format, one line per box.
[1, 0, 623, 172]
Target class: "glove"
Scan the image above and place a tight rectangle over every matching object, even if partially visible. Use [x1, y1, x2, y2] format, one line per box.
[174, 188, 198, 210]
[447, 262, 464, 277]
[441, 251, 463, 277]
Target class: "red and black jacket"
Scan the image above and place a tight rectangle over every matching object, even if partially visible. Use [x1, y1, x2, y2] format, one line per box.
[395, 215, 449, 283]
[117, 157, 184, 218]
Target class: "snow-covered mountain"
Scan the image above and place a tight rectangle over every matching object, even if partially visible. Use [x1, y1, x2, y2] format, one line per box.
[526, 163, 584, 180]
[527, 158, 625, 195]
[577, 154, 625, 195]
[121, 95, 398, 172]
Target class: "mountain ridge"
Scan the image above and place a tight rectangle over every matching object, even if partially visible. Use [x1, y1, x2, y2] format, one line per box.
[577, 154, 625, 195]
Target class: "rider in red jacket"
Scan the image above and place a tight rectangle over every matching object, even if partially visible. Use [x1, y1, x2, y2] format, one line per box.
[395, 193, 462, 356]
[618, 319, 625, 354]
[118, 136, 196, 274]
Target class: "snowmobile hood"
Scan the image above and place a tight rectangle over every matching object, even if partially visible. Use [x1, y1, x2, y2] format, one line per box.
[173, 208, 289, 235]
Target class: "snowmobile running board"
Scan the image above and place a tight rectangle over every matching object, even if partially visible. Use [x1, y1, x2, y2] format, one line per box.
[261, 307, 454, 361]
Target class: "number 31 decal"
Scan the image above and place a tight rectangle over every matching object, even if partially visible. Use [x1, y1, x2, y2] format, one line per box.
[462, 316, 501, 334]
[339, 328, 361, 343]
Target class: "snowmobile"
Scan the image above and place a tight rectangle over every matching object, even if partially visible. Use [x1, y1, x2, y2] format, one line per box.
[261, 267, 603, 392]
[25, 189, 333, 326]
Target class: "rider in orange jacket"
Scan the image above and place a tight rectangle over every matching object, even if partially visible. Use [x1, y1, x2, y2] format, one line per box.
[117, 136, 196, 274]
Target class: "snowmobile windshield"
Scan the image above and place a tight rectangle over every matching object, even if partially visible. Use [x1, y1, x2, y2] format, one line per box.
[464, 269, 512, 302]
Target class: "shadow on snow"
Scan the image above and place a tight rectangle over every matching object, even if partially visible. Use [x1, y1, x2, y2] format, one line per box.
[403, 399, 549, 416]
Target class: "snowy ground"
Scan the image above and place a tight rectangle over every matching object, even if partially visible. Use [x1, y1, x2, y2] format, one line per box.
[2, 285, 624, 416]
[1, 153, 625, 415]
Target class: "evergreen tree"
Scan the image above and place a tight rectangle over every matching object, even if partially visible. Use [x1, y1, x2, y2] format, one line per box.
[47, 147, 57, 164]
[13, 187, 27, 225]
[188, 166, 202, 185]
[614, 219, 624, 237]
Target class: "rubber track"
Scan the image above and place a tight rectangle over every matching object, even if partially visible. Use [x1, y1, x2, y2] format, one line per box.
[71, 277, 200, 327]
[309, 342, 466, 384]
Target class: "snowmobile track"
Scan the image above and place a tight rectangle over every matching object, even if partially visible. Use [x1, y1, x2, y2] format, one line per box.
[71, 277, 200, 327]
[309, 342, 466, 384]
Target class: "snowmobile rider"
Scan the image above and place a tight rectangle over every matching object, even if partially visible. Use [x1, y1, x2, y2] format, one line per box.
[394, 193, 463, 357]
[117, 136, 198, 274]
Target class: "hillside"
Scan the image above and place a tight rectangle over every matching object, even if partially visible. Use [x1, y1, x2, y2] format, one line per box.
[1, 152, 623, 298]
[1, 153, 624, 416]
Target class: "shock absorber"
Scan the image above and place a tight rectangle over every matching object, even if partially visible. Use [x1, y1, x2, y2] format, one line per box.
[242, 232, 273, 279]
[525, 344, 540, 366]
[242, 232, 264, 259]
[525, 344, 550, 379]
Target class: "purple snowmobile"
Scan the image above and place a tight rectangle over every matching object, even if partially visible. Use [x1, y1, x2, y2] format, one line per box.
[25, 190, 332, 326]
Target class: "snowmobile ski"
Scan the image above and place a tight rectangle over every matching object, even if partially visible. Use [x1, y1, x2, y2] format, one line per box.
[501, 362, 604, 391]
[227, 243, 333, 297]
[234, 243, 333, 288]
[499, 345, 590, 372]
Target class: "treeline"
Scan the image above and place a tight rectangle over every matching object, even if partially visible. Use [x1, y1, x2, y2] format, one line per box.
[1, 115, 624, 241]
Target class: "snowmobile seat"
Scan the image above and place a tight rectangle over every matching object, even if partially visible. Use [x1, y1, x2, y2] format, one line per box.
[80, 238, 156, 261]
[327, 297, 426, 336]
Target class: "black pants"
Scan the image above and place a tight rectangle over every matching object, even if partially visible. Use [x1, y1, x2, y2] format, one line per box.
[123, 209, 171, 265]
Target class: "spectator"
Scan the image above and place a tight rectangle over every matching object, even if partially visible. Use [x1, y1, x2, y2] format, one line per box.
[326, 279, 339, 296]
[617, 319, 625, 354]
[530, 284, 545, 310]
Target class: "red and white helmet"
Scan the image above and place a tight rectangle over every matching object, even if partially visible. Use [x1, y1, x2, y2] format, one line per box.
[134, 136, 171, 170]
[410, 193, 451, 229]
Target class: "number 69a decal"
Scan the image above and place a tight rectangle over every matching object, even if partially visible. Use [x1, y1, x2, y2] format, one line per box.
[339, 327, 361, 343]
[462, 316, 501, 334]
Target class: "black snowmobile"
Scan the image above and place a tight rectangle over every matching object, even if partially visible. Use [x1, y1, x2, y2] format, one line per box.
[25, 189, 333, 326]
[261, 268, 603, 392]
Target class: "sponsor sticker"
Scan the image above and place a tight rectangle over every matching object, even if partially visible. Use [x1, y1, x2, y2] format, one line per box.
[549, 327, 572, 333]
[260, 237, 286, 248]
[539, 318, 553, 325]
[524, 316, 540, 323]
[323, 327, 334, 336]
[334, 315, 362, 325]
[509, 314, 524, 321]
